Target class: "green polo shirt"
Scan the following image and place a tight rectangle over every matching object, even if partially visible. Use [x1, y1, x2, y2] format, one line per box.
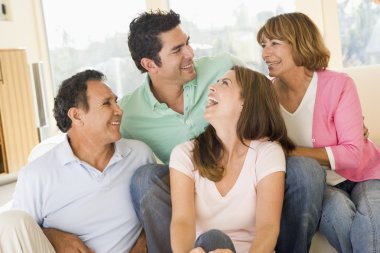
[119, 52, 243, 164]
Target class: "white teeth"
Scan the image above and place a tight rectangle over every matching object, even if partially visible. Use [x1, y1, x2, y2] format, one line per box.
[207, 97, 218, 106]
[110, 122, 120, 125]
[267, 61, 280, 66]
[181, 63, 193, 69]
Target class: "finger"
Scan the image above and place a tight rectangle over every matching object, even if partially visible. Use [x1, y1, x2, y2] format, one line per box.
[77, 243, 94, 253]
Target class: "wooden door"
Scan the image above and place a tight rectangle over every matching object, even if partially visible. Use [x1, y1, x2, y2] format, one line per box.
[0, 49, 39, 173]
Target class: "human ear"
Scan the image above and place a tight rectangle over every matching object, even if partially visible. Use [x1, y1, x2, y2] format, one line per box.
[67, 107, 83, 126]
[140, 58, 158, 73]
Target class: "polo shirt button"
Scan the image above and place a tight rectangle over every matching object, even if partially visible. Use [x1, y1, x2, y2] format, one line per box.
[312, 138, 316, 142]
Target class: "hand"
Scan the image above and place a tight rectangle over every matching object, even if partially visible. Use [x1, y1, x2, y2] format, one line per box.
[43, 228, 94, 253]
[130, 230, 147, 253]
[363, 118, 369, 140]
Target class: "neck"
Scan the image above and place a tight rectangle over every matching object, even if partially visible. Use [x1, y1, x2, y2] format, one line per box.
[67, 133, 115, 172]
[214, 121, 246, 158]
[149, 77, 185, 114]
[277, 67, 313, 92]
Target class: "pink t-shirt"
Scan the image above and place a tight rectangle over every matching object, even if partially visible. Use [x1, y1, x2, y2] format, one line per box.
[170, 140, 286, 253]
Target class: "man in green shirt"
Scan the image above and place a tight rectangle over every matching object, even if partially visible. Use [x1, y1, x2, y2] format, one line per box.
[119, 10, 325, 253]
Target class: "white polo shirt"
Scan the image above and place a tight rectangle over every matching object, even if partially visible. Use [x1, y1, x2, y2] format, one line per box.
[12, 136, 155, 253]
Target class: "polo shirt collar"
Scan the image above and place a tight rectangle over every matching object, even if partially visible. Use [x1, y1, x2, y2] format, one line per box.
[143, 74, 198, 111]
[57, 136, 131, 166]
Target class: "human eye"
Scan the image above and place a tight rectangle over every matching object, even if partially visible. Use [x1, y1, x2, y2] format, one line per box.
[102, 100, 111, 106]
[272, 39, 286, 46]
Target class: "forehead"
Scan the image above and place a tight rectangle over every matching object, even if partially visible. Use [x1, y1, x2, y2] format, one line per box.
[86, 80, 114, 100]
[222, 70, 237, 81]
[159, 26, 188, 50]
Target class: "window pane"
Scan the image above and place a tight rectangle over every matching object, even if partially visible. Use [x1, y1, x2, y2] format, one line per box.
[169, 0, 296, 74]
[41, 0, 146, 96]
[338, 0, 380, 67]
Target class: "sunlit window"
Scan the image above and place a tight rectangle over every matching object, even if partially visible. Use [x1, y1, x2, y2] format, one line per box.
[41, 0, 146, 96]
[338, 0, 380, 67]
[169, 0, 296, 74]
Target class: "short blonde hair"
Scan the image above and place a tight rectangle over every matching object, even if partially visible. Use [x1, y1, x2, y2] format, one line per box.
[257, 12, 330, 71]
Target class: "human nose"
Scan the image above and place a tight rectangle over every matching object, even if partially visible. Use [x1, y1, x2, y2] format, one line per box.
[262, 44, 272, 60]
[208, 83, 217, 92]
[113, 103, 123, 116]
[183, 44, 194, 59]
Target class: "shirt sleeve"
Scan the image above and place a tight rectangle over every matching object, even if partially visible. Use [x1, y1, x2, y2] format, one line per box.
[169, 141, 195, 180]
[327, 76, 364, 170]
[12, 167, 44, 226]
[255, 141, 286, 184]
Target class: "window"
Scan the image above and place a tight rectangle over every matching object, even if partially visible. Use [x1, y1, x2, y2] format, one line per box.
[338, 0, 380, 67]
[41, 0, 146, 96]
[169, 0, 296, 74]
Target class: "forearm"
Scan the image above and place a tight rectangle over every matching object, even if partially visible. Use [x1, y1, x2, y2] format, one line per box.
[290, 147, 330, 167]
[249, 225, 279, 253]
[42, 227, 92, 253]
[171, 221, 195, 253]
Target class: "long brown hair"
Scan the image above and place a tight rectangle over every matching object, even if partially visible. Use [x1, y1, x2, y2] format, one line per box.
[193, 66, 295, 181]
[257, 12, 330, 71]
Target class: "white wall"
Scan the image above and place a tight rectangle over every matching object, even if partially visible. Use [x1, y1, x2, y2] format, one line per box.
[0, 0, 57, 140]
[1, 0, 379, 145]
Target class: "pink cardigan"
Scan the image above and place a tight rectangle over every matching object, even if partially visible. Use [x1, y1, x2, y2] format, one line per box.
[312, 70, 380, 181]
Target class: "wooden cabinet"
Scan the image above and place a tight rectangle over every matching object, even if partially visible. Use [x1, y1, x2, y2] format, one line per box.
[0, 49, 39, 173]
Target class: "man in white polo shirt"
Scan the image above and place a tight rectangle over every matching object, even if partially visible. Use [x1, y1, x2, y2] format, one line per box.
[0, 69, 155, 253]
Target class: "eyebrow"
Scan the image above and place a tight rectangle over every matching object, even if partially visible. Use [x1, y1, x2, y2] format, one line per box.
[222, 78, 232, 83]
[170, 36, 190, 52]
[102, 94, 118, 102]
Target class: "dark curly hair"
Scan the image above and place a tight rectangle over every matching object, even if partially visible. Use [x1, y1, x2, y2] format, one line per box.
[128, 9, 181, 73]
[53, 69, 105, 132]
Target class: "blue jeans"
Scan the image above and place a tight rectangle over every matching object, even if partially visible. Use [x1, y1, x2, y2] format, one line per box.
[319, 179, 380, 253]
[195, 229, 236, 252]
[130, 164, 172, 253]
[276, 156, 326, 253]
[131, 157, 326, 253]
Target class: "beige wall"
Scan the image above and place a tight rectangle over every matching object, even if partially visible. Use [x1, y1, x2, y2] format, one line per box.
[342, 65, 380, 146]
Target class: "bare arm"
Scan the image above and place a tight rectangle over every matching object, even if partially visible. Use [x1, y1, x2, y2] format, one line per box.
[249, 172, 285, 253]
[130, 230, 147, 253]
[170, 168, 196, 253]
[43, 228, 94, 253]
[289, 147, 330, 167]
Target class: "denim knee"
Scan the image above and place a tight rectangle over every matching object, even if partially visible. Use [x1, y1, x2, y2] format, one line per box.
[130, 164, 169, 217]
[130, 164, 169, 199]
[350, 180, 380, 252]
[285, 156, 326, 197]
[319, 186, 355, 253]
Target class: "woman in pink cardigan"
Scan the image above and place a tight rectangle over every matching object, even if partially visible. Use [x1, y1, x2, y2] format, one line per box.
[257, 12, 380, 253]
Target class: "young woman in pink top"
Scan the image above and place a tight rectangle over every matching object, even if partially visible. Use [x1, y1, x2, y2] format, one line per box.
[169, 66, 295, 253]
[258, 12, 380, 253]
